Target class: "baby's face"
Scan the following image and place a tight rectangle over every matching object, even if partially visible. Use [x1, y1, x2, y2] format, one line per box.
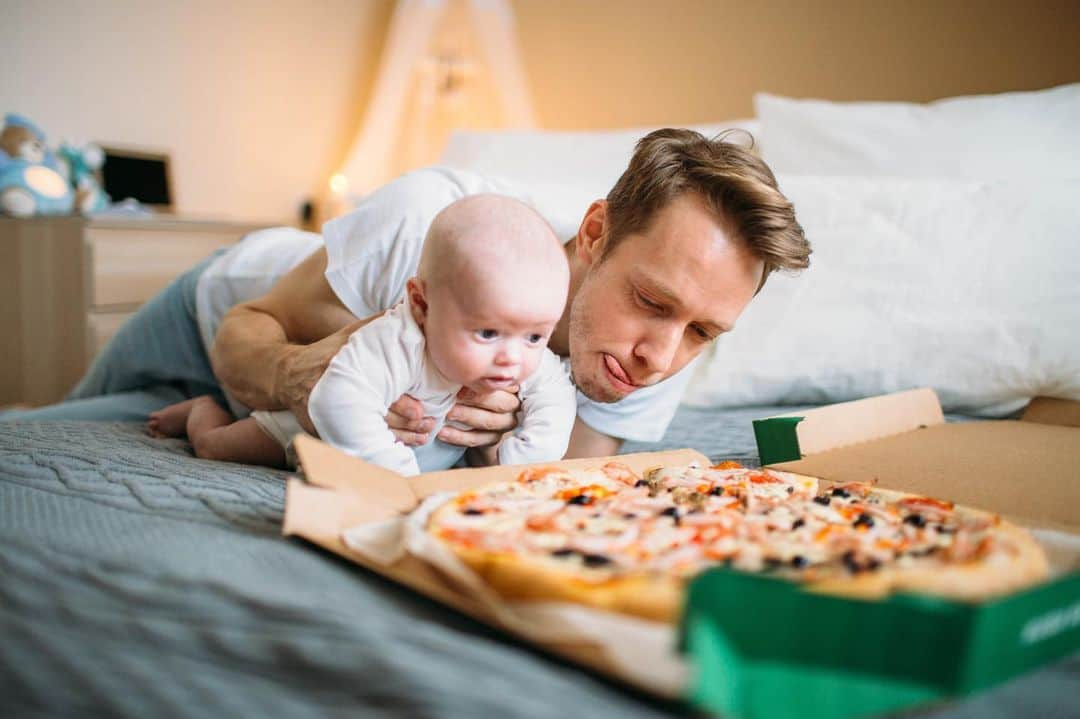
[422, 273, 566, 393]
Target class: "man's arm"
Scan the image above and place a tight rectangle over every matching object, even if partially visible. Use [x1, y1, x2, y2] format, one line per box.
[210, 243, 524, 445]
[210, 247, 361, 422]
[564, 417, 623, 459]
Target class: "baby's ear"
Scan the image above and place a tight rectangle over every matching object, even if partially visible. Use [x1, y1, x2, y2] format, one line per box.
[406, 277, 428, 327]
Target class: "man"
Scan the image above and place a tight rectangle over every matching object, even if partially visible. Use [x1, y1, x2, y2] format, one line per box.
[6, 129, 810, 463]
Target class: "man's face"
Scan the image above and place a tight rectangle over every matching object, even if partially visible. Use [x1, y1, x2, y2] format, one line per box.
[567, 193, 764, 403]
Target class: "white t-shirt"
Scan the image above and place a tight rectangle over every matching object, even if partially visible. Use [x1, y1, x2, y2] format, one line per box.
[195, 166, 694, 442]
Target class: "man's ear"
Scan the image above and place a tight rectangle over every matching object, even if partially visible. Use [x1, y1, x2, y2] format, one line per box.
[574, 200, 608, 266]
[406, 277, 428, 328]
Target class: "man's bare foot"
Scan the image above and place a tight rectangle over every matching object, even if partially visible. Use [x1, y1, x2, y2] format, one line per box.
[147, 397, 204, 438]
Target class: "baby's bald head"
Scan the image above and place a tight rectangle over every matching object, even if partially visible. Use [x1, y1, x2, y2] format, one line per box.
[406, 194, 570, 390]
[417, 194, 569, 316]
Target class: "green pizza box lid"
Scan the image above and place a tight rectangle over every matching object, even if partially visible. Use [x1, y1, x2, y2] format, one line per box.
[682, 389, 1080, 719]
[683, 569, 1080, 719]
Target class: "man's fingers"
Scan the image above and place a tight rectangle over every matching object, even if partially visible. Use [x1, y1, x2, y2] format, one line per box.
[437, 425, 502, 448]
[391, 429, 430, 447]
[388, 394, 427, 421]
[456, 387, 521, 414]
[387, 394, 435, 432]
[447, 404, 517, 433]
[387, 410, 435, 433]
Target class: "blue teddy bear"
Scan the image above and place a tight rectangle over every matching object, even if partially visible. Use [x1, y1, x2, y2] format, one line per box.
[0, 113, 75, 217]
[59, 141, 110, 214]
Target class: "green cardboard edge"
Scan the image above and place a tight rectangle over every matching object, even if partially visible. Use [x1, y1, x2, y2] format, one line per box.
[752, 416, 804, 466]
[682, 568, 1080, 719]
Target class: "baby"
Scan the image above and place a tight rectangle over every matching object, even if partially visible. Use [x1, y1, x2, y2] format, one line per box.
[149, 194, 577, 475]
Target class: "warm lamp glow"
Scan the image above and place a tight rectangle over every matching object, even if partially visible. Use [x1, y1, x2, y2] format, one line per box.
[329, 173, 349, 195]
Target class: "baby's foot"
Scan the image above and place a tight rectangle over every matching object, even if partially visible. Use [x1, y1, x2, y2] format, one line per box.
[147, 397, 203, 438]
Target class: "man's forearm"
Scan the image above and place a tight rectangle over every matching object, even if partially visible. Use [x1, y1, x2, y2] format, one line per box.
[210, 304, 294, 411]
[564, 417, 623, 459]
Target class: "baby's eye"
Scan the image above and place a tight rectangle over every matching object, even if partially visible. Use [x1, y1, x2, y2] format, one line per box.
[526, 333, 544, 344]
[475, 329, 499, 341]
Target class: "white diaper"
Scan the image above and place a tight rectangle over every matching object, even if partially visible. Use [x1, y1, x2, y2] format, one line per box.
[251, 410, 308, 469]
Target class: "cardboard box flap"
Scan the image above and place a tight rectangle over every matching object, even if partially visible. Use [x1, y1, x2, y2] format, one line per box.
[294, 434, 418, 513]
[754, 388, 944, 465]
[1022, 396, 1080, 428]
[282, 479, 496, 619]
[769, 421, 1080, 532]
[283, 479, 380, 543]
[407, 448, 711, 500]
[295, 434, 711, 512]
[282, 441, 705, 698]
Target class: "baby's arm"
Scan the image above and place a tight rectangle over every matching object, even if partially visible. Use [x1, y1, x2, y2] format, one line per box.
[307, 317, 422, 476]
[497, 350, 578, 466]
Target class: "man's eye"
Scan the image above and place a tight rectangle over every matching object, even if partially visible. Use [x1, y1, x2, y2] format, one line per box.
[476, 329, 498, 341]
[527, 333, 544, 344]
[691, 325, 714, 341]
[636, 292, 662, 312]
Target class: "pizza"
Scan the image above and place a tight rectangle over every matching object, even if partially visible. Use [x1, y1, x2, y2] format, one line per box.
[427, 461, 1049, 622]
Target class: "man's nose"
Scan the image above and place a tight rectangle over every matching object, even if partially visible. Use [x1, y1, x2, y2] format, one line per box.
[633, 324, 681, 380]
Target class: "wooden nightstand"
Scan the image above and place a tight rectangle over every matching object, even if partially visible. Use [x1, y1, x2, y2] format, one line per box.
[0, 215, 276, 407]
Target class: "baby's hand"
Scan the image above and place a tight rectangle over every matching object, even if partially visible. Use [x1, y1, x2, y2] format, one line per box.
[386, 395, 436, 446]
[438, 387, 521, 449]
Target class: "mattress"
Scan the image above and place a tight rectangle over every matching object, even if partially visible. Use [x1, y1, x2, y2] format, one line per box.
[1, 410, 1076, 718]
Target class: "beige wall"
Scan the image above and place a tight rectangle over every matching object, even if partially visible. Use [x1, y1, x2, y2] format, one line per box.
[513, 0, 1080, 129]
[2, 1, 1076, 221]
[0, 0, 392, 223]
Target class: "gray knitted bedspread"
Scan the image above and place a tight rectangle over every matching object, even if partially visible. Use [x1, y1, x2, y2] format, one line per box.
[2, 407, 1076, 718]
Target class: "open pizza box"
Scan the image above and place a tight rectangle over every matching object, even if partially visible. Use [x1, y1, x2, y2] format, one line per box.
[282, 440, 706, 698]
[682, 388, 1080, 719]
[282, 386, 1080, 717]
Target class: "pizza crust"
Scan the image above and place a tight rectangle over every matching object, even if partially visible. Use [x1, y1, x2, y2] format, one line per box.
[428, 498, 685, 621]
[804, 518, 1049, 601]
[449, 544, 684, 622]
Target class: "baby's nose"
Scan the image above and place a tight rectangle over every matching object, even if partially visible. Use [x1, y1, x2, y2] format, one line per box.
[495, 342, 522, 365]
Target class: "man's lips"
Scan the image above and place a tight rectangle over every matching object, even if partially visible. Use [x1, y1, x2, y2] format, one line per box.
[603, 354, 638, 391]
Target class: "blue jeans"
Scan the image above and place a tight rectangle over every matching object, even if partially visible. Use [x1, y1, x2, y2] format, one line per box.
[1, 252, 226, 422]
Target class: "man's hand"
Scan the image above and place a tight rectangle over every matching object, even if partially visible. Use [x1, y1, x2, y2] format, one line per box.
[386, 395, 436, 446]
[275, 319, 367, 433]
[438, 386, 521, 448]
[384, 387, 520, 454]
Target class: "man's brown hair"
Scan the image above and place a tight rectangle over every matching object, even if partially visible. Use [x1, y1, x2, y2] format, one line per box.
[604, 128, 810, 288]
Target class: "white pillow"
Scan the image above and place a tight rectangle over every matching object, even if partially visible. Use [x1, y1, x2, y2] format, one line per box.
[440, 119, 760, 192]
[756, 84, 1080, 179]
[440, 120, 761, 240]
[683, 175, 1080, 416]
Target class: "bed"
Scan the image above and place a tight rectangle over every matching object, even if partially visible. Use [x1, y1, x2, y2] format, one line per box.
[4, 85, 1079, 717]
[2, 408, 1077, 718]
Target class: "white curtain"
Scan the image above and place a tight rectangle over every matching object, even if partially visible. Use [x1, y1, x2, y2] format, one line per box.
[338, 0, 536, 198]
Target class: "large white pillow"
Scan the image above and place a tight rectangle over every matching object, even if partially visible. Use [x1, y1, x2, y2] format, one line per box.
[683, 175, 1080, 416]
[440, 119, 760, 192]
[440, 120, 761, 240]
[756, 84, 1080, 179]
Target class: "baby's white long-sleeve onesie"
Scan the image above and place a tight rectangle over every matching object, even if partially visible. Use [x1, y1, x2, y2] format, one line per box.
[255, 301, 577, 476]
